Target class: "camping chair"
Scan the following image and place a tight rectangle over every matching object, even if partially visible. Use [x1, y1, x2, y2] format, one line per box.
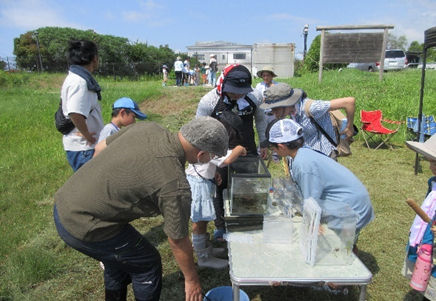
[360, 110, 402, 150]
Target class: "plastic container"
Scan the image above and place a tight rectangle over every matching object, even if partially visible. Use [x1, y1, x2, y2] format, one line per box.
[228, 156, 271, 216]
[410, 244, 433, 291]
[268, 177, 303, 216]
[316, 203, 357, 265]
[204, 286, 249, 301]
[300, 197, 322, 266]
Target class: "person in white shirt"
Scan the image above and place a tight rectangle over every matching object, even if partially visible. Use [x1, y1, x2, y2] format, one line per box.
[173, 56, 184, 86]
[255, 66, 279, 125]
[208, 54, 218, 87]
[255, 66, 278, 99]
[60, 40, 104, 171]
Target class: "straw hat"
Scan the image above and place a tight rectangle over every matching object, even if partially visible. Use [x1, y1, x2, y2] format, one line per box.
[257, 65, 277, 78]
[406, 134, 436, 161]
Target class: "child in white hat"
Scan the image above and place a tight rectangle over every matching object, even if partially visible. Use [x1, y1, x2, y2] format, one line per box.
[266, 118, 374, 252]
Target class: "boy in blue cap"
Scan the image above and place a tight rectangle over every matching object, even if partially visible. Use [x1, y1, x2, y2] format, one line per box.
[98, 97, 147, 143]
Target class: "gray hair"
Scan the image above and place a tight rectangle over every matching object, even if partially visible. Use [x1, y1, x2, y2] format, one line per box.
[180, 117, 229, 156]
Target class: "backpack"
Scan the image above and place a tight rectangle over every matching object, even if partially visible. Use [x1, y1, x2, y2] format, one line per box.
[55, 99, 75, 135]
[304, 99, 358, 157]
[209, 61, 218, 72]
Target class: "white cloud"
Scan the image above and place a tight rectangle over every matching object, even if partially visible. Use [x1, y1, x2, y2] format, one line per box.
[0, 0, 79, 30]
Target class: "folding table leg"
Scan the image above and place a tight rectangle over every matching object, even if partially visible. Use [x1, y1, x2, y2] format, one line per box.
[359, 285, 367, 301]
[232, 283, 240, 301]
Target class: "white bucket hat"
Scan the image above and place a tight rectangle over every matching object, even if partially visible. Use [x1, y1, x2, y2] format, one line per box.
[406, 134, 436, 161]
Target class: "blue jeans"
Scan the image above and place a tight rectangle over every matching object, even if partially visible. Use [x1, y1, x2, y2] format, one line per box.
[209, 71, 217, 87]
[66, 149, 95, 172]
[53, 205, 162, 300]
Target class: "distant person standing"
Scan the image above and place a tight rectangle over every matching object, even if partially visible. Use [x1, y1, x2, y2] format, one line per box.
[208, 54, 218, 87]
[60, 40, 104, 172]
[162, 65, 169, 87]
[200, 62, 207, 85]
[194, 64, 200, 86]
[174, 56, 183, 86]
[183, 58, 191, 86]
[255, 66, 278, 99]
[255, 66, 279, 125]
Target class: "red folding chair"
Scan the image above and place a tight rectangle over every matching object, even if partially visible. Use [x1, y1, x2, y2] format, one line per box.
[360, 110, 402, 150]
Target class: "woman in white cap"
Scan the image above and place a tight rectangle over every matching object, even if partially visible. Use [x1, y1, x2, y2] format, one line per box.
[265, 118, 374, 254]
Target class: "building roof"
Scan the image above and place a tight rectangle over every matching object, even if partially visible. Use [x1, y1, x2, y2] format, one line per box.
[187, 41, 252, 50]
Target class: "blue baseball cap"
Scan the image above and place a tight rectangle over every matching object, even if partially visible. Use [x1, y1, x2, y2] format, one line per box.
[112, 97, 147, 120]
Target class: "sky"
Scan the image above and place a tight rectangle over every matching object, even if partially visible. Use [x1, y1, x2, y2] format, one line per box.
[0, 0, 435, 59]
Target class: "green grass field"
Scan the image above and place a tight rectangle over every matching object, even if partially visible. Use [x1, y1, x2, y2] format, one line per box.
[0, 68, 435, 300]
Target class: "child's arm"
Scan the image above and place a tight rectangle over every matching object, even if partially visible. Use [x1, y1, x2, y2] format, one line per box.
[219, 145, 247, 167]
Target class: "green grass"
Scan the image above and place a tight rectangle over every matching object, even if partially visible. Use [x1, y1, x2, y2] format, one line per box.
[0, 69, 435, 300]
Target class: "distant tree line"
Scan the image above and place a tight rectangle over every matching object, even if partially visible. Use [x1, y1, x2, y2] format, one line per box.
[12, 27, 187, 76]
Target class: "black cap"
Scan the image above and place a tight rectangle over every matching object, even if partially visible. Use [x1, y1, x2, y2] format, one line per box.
[222, 65, 253, 95]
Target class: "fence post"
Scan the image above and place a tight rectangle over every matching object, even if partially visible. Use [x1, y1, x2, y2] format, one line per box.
[318, 29, 325, 83]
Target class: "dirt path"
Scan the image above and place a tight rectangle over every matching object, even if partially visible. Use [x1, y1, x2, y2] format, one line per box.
[139, 86, 212, 117]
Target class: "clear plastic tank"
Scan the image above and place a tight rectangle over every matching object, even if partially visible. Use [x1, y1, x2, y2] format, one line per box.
[228, 156, 271, 216]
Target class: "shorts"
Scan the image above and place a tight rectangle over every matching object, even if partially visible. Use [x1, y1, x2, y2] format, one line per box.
[187, 175, 216, 222]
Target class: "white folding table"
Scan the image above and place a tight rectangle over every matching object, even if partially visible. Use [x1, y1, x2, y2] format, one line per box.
[224, 200, 373, 301]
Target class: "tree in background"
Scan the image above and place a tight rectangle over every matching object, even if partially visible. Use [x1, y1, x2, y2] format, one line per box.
[387, 33, 408, 50]
[0, 59, 6, 71]
[408, 40, 436, 62]
[13, 27, 177, 76]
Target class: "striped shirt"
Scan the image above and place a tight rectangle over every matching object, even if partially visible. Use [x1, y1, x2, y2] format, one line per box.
[294, 98, 336, 156]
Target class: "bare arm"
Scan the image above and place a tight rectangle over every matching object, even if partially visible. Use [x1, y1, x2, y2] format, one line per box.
[329, 97, 356, 139]
[93, 139, 107, 157]
[168, 236, 202, 301]
[221, 145, 247, 166]
[69, 113, 97, 145]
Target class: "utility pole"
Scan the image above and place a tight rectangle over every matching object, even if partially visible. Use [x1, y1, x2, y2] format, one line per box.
[33, 30, 43, 72]
[303, 24, 309, 61]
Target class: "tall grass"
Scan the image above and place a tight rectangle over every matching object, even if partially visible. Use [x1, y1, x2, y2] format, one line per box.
[0, 69, 435, 300]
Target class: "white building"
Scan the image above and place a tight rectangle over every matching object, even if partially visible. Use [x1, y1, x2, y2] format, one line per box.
[186, 41, 295, 78]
